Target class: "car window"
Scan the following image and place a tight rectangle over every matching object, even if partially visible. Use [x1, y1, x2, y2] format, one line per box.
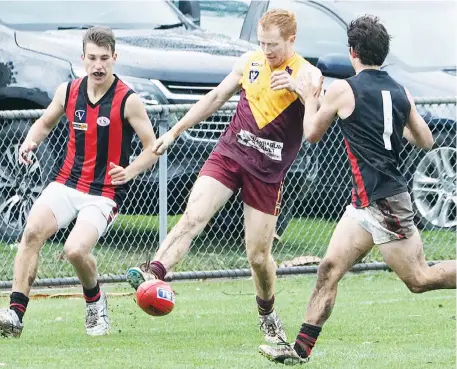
[199, 0, 251, 39]
[0, 1, 183, 30]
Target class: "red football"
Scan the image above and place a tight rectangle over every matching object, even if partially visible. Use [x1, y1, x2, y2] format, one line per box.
[136, 280, 175, 316]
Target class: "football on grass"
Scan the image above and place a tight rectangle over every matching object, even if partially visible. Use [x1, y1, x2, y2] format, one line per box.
[136, 280, 175, 316]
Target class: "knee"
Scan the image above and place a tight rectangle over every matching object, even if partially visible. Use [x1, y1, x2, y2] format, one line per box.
[404, 276, 428, 294]
[22, 223, 47, 247]
[247, 246, 271, 269]
[64, 242, 87, 263]
[316, 259, 340, 287]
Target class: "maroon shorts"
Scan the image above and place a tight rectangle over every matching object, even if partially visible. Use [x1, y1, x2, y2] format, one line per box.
[199, 151, 283, 216]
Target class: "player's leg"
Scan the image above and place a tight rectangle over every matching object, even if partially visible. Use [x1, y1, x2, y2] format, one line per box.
[241, 175, 285, 343]
[259, 206, 375, 364]
[126, 152, 238, 289]
[244, 204, 284, 343]
[374, 193, 456, 292]
[64, 197, 117, 336]
[153, 176, 234, 269]
[379, 230, 456, 292]
[0, 182, 75, 337]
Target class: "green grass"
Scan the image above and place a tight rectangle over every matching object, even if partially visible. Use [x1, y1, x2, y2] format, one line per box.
[0, 273, 455, 368]
[0, 215, 455, 280]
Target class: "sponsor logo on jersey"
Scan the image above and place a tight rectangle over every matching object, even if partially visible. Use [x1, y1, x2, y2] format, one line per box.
[72, 122, 88, 131]
[237, 129, 283, 161]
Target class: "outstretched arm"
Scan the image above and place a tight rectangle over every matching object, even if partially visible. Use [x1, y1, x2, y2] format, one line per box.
[19, 82, 67, 164]
[170, 52, 250, 137]
[301, 79, 350, 143]
[151, 51, 251, 155]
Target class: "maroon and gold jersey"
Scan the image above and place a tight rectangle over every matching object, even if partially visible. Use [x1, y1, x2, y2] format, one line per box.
[215, 50, 309, 183]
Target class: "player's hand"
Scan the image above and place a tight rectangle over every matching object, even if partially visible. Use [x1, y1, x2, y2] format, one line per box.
[270, 70, 298, 92]
[299, 72, 324, 100]
[18, 140, 38, 165]
[151, 131, 175, 156]
[108, 162, 133, 185]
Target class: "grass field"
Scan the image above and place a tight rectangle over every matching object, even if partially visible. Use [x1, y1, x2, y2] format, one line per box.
[0, 215, 455, 281]
[0, 272, 455, 369]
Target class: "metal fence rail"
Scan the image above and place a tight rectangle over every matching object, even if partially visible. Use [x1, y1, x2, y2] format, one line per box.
[0, 97, 455, 287]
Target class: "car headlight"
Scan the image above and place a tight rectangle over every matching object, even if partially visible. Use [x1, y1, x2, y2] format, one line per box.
[71, 67, 168, 106]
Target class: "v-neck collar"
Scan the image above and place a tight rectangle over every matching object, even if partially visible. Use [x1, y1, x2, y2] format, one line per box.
[83, 75, 119, 109]
[268, 52, 297, 72]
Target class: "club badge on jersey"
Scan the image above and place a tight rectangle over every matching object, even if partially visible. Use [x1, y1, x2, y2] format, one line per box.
[249, 69, 260, 83]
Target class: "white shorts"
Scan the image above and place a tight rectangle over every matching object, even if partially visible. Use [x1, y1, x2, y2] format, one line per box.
[343, 192, 416, 245]
[34, 181, 118, 239]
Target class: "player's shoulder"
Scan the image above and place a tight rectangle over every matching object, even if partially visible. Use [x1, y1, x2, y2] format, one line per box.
[123, 89, 142, 110]
[237, 50, 260, 67]
[328, 79, 351, 92]
[112, 77, 137, 107]
[115, 76, 134, 93]
[241, 49, 262, 61]
[56, 81, 69, 94]
[297, 60, 322, 78]
[324, 79, 353, 103]
[55, 81, 70, 106]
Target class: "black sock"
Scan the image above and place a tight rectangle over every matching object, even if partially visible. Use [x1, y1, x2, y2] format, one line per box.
[256, 295, 275, 316]
[83, 282, 101, 303]
[10, 292, 29, 323]
[294, 323, 322, 358]
[149, 261, 167, 281]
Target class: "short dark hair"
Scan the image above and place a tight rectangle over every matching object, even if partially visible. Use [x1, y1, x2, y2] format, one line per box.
[83, 26, 116, 55]
[347, 15, 391, 66]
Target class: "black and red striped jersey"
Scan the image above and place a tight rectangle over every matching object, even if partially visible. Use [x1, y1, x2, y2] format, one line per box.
[337, 69, 410, 208]
[54, 75, 135, 205]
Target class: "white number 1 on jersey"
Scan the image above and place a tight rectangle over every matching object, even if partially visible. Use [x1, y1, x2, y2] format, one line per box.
[381, 90, 393, 150]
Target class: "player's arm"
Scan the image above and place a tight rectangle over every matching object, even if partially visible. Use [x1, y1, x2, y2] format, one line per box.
[270, 63, 324, 107]
[151, 51, 251, 155]
[109, 93, 158, 186]
[301, 79, 349, 143]
[403, 88, 434, 150]
[168, 52, 249, 139]
[19, 82, 67, 164]
[294, 64, 324, 106]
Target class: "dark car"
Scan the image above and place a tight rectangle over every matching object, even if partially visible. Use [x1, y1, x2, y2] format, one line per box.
[0, 0, 317, 241]
[239, 0, 456, 230]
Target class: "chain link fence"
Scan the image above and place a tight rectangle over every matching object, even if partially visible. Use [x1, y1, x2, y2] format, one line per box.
[0, 97, 455, 287]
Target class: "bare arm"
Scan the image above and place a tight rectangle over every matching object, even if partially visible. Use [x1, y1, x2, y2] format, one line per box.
[302, 79, 349, 143]
[294, 64, 324, 106]
[19, 82, 67, 164]
[168, 51, 250, 139]
[109, 93, 158, 185]
[403, 88, 434, 149]
[26, 82, 67, 144]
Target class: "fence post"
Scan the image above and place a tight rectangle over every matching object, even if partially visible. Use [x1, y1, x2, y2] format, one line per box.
[158, 110, 168, 244]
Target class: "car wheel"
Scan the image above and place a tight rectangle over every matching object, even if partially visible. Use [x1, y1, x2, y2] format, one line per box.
[407, 131, 456, 230]
[0, 122, 53, 243]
